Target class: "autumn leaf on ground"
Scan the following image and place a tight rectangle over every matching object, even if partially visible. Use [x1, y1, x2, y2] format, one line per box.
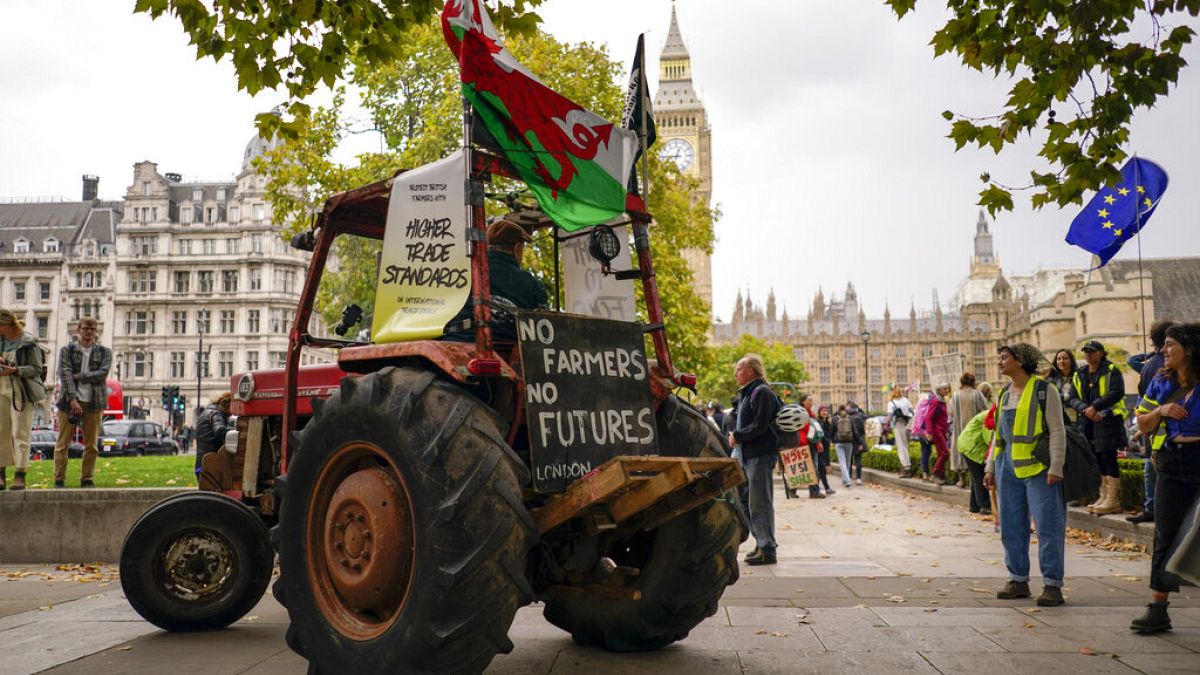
[1024, 622, 1038, 629]
[887, 595, 906, 603]
[1080, 647, 1097, 656]
[795, 613, 812, 624]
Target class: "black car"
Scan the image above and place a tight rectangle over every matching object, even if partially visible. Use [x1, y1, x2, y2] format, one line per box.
[100, 421, 180, 456]
[30, 430, 84, 460]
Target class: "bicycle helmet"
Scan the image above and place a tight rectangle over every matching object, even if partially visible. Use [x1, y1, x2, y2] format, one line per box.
[775, 403, 809, 432]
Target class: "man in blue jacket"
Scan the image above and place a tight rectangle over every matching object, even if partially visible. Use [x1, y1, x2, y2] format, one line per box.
[728, 353, 782, 566]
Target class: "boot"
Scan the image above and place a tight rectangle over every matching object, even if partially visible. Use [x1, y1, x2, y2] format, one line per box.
[1086, 480, 1108, 512]
[11, 470, 25, 491]
[1092, 476, 1123, 515]
[1130, 602, 1171, 633]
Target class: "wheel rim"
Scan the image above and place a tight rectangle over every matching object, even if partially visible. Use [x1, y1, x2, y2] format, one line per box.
[156, 529, 237, 601]
[305, 441, 415, 641]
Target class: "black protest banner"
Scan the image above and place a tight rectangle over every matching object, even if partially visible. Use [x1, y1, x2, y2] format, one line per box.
[517, 311, 657, 493]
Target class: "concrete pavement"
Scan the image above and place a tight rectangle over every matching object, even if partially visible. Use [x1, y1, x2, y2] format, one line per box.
[3, 481, 1197, 674]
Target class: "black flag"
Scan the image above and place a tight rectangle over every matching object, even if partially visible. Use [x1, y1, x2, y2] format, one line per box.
[622, 33, 656, 196]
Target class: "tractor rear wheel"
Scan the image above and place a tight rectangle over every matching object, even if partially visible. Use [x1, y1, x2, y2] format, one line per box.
[120, 491, 272, 631]
[277, 367, 536, 675]
[542, 394, 748, 651]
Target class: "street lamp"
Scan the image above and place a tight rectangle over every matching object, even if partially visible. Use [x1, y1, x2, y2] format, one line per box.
[860, 329, 871, 413]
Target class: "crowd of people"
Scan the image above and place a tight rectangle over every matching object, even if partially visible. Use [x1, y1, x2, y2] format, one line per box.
[718, 322, 1200, 633]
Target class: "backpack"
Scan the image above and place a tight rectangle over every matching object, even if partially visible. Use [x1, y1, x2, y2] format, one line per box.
[1025, 380, 1101, 503]
[911, 394, 934, 437]
[809, 419, 824, 441]
[890, 400, 911, 423]
[835, 415, 854, 442]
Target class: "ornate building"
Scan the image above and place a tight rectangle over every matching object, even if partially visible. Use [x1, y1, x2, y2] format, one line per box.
[0, 178, 119, 425]
[654, 5, 714, 312]
[713, 209, 1200, 410]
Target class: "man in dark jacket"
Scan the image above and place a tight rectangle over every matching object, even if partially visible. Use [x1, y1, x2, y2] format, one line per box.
[194, 393, 233, 477]
[447, 217, 548, 340]
[1069, 341, 1127, 514]
[846, 401, 868, 485]
[1126, 320, 1176, 523]
[53, 318, 111, 488]
[728, 353, 782, 566]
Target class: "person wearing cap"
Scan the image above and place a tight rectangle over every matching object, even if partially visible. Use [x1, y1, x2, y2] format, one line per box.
[985, 343, 1068, 607]
[446, 217, 548, 340]
[1068, 340, 1128, 514]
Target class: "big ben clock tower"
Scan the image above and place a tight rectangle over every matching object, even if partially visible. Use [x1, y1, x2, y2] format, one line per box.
[654, 4, 714, 312]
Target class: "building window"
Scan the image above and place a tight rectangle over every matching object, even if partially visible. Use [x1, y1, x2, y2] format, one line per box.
[182, 208, 192, 224]
[13, 239, 29, 254]
[192, 188, 203, 201]
[274, 270, 296, 293]
[226, 237, 239, 255]
[247, 309, 260, 333]
[250, 233, 263, 253]
[222, 270, 239, 293]
[172, 311, 188, 334]
[220, 310, 235, 333]
[125, 310, 156, 335]
[179, 240, 194, 255]
[818, 347, 830, 360]
[229, 206, 240, 223]
[142, 181, 151, 196]
[127, 271, 156, 293]
[196, 309, 211, 334]
[896, 365, 908, 382]
[869, 346, 881, 359]
[895, 345, 907, 358]
[845, 366, 856, 383]
[216, 188, 226, 201]
[819, 367, 831, 384]
[843, 347, 856, 360]
[131, 236, 157, 255]
[269, 351, 286, 368]
[218, 351, 235, 378]
[270, 308, 291, 333]
[131, 352, 154, 379]
[38, 280, 51, 301]
[206, 207, 216, 223]
[35, 315, 49, 339]
[975, 360, 988, 378]
[43, 238, 59, 253]
[203, 239, 217, 255]
[869, 366, 882, 383]
[197, 350, 210, 378]
[12, 280, 25, 302]
[174, 271, 190, 294]
[922, 344, 934, 357]
[170, 352, 186, 379]
[254, 204, 266, 222]
[249, 267, 262, 290]
[973, 342, 986, 357]
[197, 271, 214, 294]
[246, 351, 259, 371]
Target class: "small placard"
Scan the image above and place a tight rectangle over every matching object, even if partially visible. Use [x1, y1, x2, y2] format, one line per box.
[779, 445, 818, 490]
[517, 311, 657, 493]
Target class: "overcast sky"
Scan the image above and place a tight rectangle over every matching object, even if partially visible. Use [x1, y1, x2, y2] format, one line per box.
[3, 0, 1197, 322]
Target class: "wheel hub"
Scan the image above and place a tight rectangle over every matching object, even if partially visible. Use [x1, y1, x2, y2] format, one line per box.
[323, 466, 411, 615]
[161, 532, 234, 600]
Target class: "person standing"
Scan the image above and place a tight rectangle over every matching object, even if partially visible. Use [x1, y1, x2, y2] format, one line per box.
[1130, 323, 1200, 634]
[53, 318, 110, 488]
[1068, 341, 1128, 514]
[887, 387, 915, 478]
[729, 354, 782, 566]
[846, 400, 868, 485]
[985, 343, 1068, 607]
[0, 310, 47, 491]
[1046, 349, 1080, 426]
[951, 373, 989, 505]
[928, 383, 952, 485]
[832, 404, 857, 489]
[1126, 320, 1176, 525]
[814, 405, 835, 495]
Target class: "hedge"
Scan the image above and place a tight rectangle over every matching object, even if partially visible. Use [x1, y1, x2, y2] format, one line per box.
[852, 443, 1147, 511]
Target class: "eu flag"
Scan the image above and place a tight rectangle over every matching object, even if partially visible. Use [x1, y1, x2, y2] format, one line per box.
[1065, 157, 1169, 266]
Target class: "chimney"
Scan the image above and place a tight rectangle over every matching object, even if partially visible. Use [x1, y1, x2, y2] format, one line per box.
[82, 175, 99, 201]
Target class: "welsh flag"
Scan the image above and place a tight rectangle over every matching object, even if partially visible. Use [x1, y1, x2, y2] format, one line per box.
[442, 0, 638, 231]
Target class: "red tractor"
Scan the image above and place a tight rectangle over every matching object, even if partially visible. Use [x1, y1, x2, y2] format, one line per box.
[119, 149, 747, 673]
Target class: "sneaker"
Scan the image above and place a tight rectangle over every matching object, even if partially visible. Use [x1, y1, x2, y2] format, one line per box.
[855, 478, 863, 486]
[899, 470, 913, 479]
[80, 479, 95, 488]
[809, 491, 826, 499]
[743, 547, 761, 562]
[996, 580, 1031, 599]
[1126, 511, 1155, 524]
[1130, 602, 1172, 633]
[745, 549, 777, 566]
[1037, 586, 1065, 607]
[825, 488, 836, 496]
[54, 480, 65, 489]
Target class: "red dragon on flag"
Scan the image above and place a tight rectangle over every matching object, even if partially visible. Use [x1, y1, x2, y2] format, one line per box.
[442, 0, 638, 231]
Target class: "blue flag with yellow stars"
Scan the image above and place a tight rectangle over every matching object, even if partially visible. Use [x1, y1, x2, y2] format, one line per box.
[1065, 157, 1169, 267]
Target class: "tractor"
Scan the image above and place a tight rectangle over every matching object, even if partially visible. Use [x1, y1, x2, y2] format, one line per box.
[119, 147, 747, 673]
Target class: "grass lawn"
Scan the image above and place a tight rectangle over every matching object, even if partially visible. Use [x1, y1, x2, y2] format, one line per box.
[15, 455, 197, 489]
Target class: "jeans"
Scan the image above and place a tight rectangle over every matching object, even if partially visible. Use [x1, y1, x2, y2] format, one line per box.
[1150, 443, 1200, 593]
[731, 446, 751, 528]
[835, 443, 853, 486]
[851, 451, 863, 479]
[996, 446, 1066, 587]
[1144, 457, 1158, 514]
[744, 453, 778, 554]
[893, 420, 912, 469]
[919, 437, 933, 474]
[965, 455, 988, 512]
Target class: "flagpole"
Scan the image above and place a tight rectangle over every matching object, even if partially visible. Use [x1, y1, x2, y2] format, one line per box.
[1133, 156, 1149, 354]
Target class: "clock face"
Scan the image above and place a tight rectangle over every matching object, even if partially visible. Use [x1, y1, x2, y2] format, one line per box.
[659, 138, 694, 172]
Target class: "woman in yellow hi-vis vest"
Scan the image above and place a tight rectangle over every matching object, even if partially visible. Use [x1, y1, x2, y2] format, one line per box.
[984, 343, 1068, 607]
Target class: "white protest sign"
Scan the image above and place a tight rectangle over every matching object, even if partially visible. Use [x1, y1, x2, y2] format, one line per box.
[562, 225, 637, 321]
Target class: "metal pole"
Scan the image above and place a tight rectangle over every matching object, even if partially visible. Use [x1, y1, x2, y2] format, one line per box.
[1133, 156, 1149, 353]
[195, 314, 203, 425]
[863, 334, 870, 413]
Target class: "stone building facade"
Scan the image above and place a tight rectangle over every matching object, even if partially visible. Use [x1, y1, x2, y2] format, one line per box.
[112, 135, 327, 426]
[0, 177, 119, 425]
[713, 209, 1200, 411]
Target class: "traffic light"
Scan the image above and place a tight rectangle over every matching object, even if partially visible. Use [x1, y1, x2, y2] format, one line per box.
[161, 386, 170, 408]
[175, 394, 186, 415]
